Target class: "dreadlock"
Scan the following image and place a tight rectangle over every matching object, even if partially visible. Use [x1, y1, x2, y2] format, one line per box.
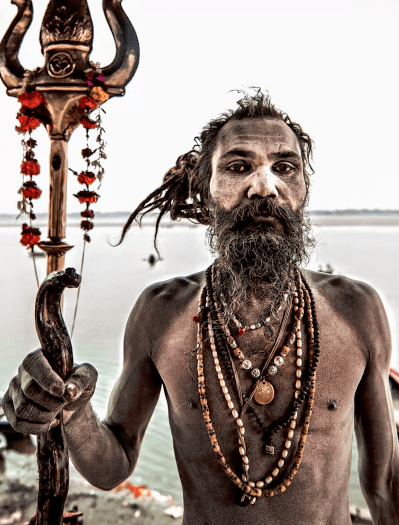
[116, 89, 314, 254]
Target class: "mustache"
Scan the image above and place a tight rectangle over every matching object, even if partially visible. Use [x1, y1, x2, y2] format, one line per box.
[213, 198, 303, 232]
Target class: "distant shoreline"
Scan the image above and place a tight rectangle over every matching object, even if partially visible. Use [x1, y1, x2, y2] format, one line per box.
[1, 211, 399, 228]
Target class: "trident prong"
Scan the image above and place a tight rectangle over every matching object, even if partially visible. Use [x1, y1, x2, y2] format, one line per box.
[0, 0, 139, 273]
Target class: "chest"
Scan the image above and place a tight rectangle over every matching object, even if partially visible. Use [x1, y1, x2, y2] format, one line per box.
[152, 298, 367, 448]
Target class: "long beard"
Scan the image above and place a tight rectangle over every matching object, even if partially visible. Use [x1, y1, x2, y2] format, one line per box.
[207, 199, 315, 320]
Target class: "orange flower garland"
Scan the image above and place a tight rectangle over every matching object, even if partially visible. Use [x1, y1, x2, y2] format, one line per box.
[16, 90, 47, 249]
[14, 69, 109, 250]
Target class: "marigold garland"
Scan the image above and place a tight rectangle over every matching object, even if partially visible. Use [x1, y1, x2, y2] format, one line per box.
[15, 90, 47, 249]
[14, 67, 109, 249]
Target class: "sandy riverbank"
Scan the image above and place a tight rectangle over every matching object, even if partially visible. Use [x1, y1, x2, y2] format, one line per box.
[0, 461, 183, 525]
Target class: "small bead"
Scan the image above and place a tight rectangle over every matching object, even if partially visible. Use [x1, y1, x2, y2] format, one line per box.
[265, 476, 273, 485]
[250, 324, 256, 330]
[282, 450, 288, 458]
[232, 409, 239, 419]
[220, 379, 225, 387]
[297, 340, 303, 347]
[236, 418, 244, 427]
[242, 360, 252, 370]
[295, 380, 301, 389]
[228, 401, 234, 409]
[256, 481, 265, 488]
[239, 446, 245, 455]
[296, 370, 302, 378]
[238, 328, 245, 335]
[239, 427, 245, 435]
[285, 440, 292, 449]
[290, 420, 296, 429]
[243, 456, 249, 465]
[268, 365, 278, 376]
[222, 386, 228, 394]
[225, 393, 231, 401]
[265, 317, 271, 323]
[296, 358, 302, 367]
[251, 368, 261, 378]
[288, 430, 294, 439]
[249, 481, 255, 487]
[272, 468, 279, 477]
[297, 349, 303, 356]
[278, 459, 285, 468]
[274, 356, 284, 366]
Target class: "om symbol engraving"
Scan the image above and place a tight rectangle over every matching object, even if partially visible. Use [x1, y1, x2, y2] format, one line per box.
[48, 52, 75, 78]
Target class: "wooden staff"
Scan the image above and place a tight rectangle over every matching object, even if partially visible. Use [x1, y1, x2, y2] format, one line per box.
[0, 1, 140, 522]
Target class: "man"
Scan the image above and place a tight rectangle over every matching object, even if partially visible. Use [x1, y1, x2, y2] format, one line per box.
[3, 91, 399, 524]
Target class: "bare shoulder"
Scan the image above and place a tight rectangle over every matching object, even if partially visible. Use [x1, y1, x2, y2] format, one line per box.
[303, 269, 391, 360]
[124, 270, 205, 351]
[303, 268, 384, 310]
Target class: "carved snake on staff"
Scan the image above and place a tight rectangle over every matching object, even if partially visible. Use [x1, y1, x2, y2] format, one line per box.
[34, 268, 81, 525]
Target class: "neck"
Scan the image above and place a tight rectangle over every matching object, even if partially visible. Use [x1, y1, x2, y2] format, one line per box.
[212, 259, 296, 322]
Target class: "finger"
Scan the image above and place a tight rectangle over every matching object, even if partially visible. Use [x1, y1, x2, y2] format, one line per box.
[2, 391, 59, 435]
[21, 349, 65, 396]
[19, 375, 66, 413]
[64, 363, 98, 402]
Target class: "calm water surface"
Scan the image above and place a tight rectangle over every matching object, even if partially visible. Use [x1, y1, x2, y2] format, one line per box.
[1, 222, 398, 505]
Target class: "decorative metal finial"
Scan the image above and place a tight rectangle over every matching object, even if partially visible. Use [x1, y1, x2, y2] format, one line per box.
[0, 0, 139, 273]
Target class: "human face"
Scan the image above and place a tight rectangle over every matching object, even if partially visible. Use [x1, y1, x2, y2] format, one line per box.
[209, 118, 307, 225]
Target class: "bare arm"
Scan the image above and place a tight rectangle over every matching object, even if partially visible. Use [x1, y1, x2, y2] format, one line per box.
[3, 286, 163, 491]
[354, 285, 399, 524]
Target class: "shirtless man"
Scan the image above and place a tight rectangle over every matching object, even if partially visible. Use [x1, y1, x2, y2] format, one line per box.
[3, 92, 399, 524]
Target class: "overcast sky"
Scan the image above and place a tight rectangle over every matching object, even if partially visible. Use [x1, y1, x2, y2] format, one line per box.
[0, 0, 398, 216]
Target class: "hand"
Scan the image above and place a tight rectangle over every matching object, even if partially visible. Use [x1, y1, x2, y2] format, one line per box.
[2, 349, 98, 435]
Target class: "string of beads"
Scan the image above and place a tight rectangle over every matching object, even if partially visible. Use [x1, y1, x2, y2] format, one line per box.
[196, 264, 320, 504]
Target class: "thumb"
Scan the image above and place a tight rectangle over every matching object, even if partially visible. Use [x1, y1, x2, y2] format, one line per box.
[63, 363, 98, 408]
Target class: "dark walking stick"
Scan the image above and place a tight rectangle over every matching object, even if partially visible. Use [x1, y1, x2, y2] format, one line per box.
[34, 268, 81, 525]
[0, 2, 139, 523]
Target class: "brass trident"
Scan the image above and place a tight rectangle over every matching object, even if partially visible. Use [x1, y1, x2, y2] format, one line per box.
[0, 1, 139, 523]
[0, 0, 140, 274]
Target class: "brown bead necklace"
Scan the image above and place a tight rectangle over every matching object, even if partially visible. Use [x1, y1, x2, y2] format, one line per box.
[195, 264, 320, 505]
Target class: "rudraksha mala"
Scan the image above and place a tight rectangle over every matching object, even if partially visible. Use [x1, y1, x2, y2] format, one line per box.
[195, 263, 320, 505]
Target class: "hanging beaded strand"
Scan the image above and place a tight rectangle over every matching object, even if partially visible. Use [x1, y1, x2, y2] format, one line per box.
[196, 265, 320, 504]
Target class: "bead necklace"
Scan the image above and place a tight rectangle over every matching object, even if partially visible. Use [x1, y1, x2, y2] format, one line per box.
[211, 265, 304, 405]
[196, 265, 320, 505]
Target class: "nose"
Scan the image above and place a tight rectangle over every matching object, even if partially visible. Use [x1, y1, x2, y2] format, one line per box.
[247, 168, 278, 200]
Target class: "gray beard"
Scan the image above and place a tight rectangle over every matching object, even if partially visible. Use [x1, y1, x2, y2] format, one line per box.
[206, 199, 315, 321]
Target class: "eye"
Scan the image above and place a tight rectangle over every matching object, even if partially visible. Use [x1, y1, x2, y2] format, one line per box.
[226, 162, 251, 175]
[273, 162, 296, 175]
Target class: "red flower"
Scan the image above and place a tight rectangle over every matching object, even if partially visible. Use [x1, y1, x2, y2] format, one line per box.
[81, 148, 94, 158]
[74, 190, 99, 204]
[18, 91, 45, 109]
[17, 114, 41, 132]
[80, 220, 94, 231]
[20, 224, 41, 248]
[77, 171, 96, 185]
[22, 183, 42, 199]
[81, 209, 95, 219]
[21, 160, 40, 175]
[80, 117, 97, 129]
[79, 96, 97, 110]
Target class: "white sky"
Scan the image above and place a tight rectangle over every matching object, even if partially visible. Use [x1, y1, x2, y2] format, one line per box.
[0, 0, 398, 215]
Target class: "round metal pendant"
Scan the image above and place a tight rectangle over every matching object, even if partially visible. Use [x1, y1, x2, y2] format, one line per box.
[254, 380, 275, 405]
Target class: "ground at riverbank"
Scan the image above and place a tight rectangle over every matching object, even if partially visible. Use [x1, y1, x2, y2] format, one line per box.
[0, 476, 183, 525]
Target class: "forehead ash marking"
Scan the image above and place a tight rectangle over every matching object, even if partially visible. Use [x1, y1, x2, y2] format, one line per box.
[217, 119, 300, 150]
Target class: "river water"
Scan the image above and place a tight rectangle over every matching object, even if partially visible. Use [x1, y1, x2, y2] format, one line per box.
[1, 220, 398, 506]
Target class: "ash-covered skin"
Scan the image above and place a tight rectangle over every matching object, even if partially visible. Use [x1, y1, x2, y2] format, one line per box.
[3, 114, 399, 525]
